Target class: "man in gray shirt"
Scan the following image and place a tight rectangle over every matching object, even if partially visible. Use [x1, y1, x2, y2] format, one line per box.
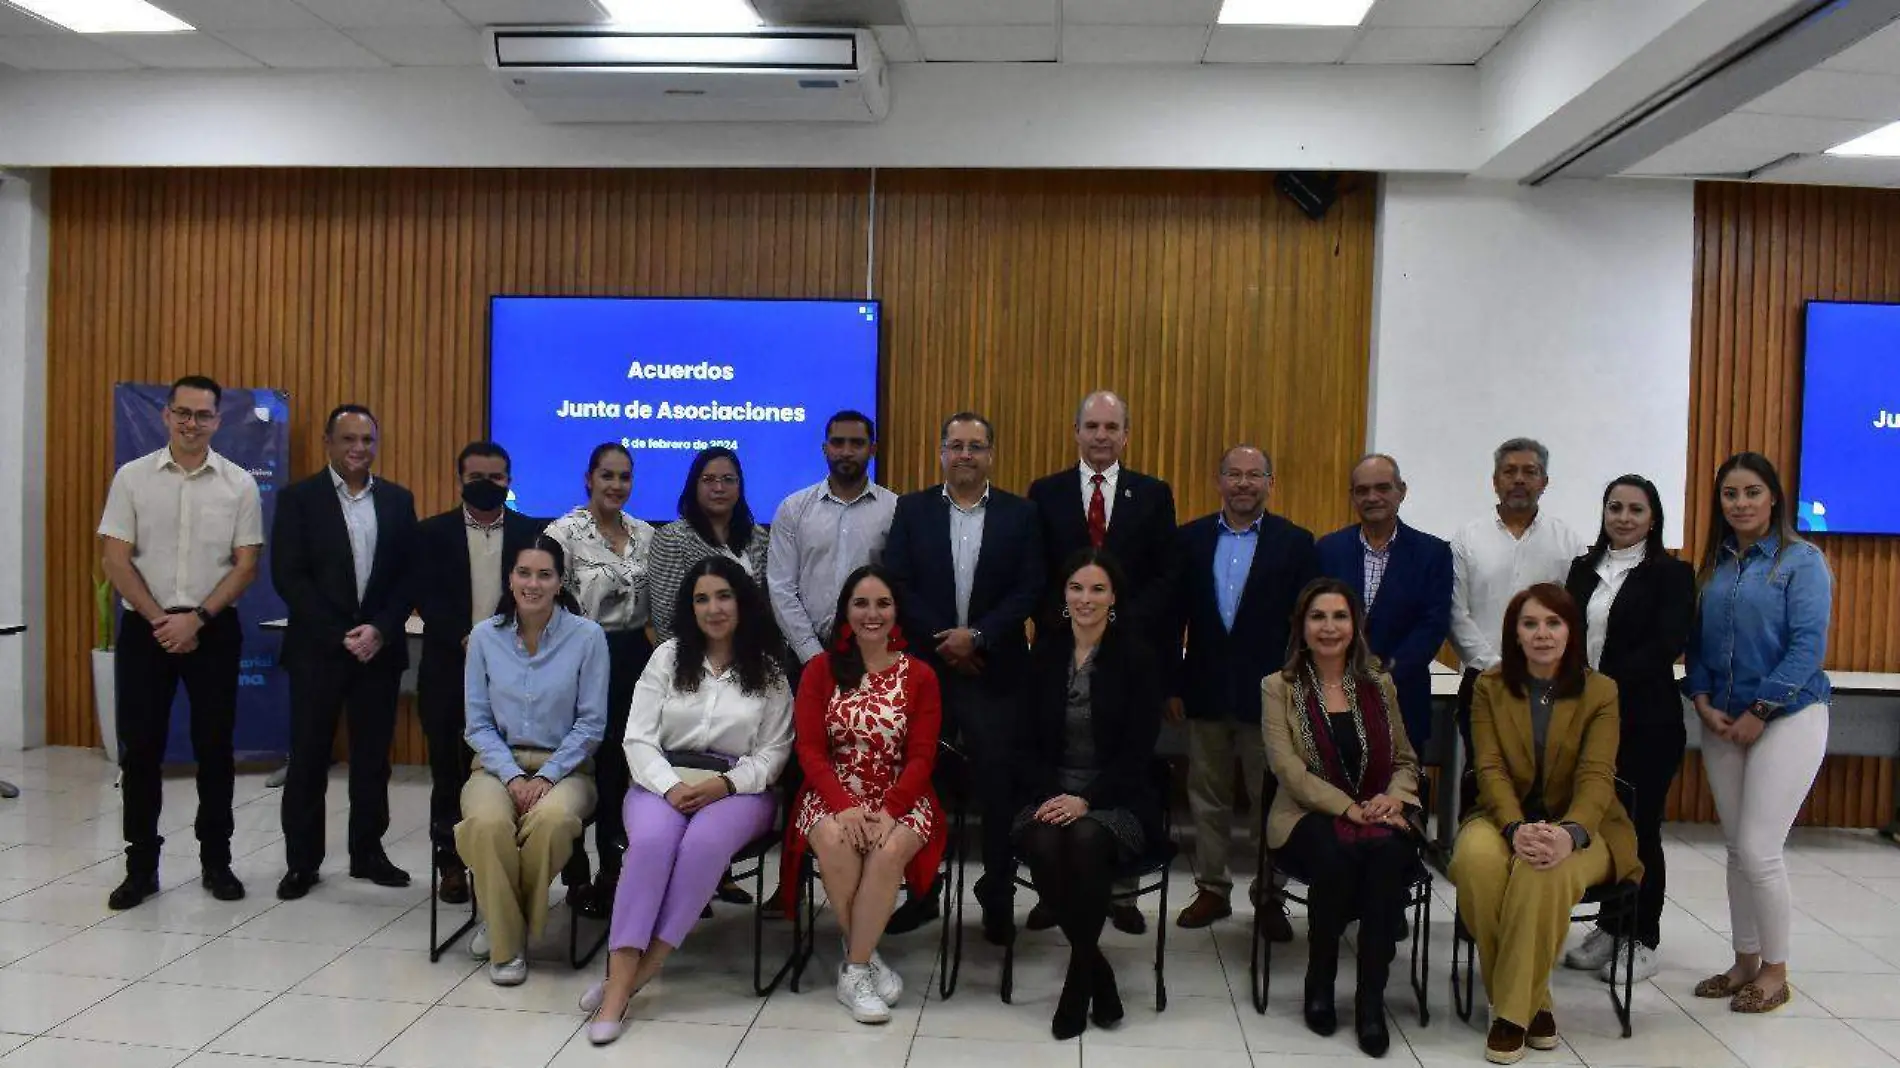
[767, 410, 897, 672]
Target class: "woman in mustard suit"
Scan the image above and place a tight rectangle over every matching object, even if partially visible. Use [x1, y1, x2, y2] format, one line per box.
[1449, 582, 1641, 1065]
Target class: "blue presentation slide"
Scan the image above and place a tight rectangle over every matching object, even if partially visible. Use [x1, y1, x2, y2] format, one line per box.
[1798, 301, 1900, 535]
[490, 297, 879, 522]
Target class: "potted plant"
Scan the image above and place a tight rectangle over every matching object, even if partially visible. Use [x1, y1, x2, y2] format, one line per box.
[91, 574, 117, 761]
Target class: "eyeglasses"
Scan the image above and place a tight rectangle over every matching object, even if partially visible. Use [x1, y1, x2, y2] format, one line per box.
[698, 474, 739, 487]
[168, 406, 218, 426]
[942, 442, 992, 455]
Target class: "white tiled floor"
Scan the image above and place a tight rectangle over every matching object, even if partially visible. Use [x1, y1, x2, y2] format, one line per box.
[4, 745, 1900, 1068]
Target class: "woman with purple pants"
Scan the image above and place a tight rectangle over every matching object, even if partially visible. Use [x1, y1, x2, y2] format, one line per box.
[582, 556, 793, 1046]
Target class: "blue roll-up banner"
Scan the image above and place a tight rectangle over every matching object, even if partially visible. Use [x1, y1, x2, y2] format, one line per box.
[113, 384, 292, 764]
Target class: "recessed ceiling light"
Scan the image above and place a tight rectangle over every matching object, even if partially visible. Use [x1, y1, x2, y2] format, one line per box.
[1827, 122, 1900, 158]
[1217, 0, 1375, 26]
[3, 0, 192, 33]
[595, 0, 762, 29]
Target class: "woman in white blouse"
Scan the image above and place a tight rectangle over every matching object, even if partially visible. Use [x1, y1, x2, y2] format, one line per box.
[582, 555, 792, 1045]
[646, 446, 770, 643]
[1561, 475, 1696, 984]
[543, 443, 657, 914]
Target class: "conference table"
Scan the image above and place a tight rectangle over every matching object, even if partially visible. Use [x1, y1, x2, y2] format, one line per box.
[1, 624, 23, 798]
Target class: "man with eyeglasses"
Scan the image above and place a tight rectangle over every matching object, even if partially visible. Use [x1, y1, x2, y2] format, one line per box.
[884, 411, 1044, 944]
[1172, 445, 1316, 937]
[272, 403, 419, 900]
[97, 375, 263, 909]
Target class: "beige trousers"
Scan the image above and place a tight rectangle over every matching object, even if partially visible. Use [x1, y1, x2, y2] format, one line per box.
[1186, 718, 1269, 897]
[454, 749, 595, 963]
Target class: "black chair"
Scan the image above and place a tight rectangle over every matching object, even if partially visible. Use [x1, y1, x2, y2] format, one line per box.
[787, 738, 970, 999]
[1248, 770, 1435, 1026]
[999, 758, 1180, 1013]
[1447, 778, 1641, 1039]
[427, 826, 602, 965]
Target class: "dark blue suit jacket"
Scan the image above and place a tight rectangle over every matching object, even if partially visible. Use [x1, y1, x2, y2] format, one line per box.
[1174, 511, 1317, 723]
[883, 485, 1044, 695]
[1315, 519, 1452, 747]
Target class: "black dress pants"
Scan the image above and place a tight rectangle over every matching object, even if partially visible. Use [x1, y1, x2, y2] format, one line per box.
[1280, 812, 1418, 996]
[1602, 721, 1685, 949]
[281, 648, 401, 874]
[939, 672, 1019, 908]
[116, 608, 242, 874]
[415, 643, 469, 867]
[591, 627, 654, 876]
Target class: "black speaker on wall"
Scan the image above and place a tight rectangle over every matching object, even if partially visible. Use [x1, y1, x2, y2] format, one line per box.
[1276, 171, 1341, 221]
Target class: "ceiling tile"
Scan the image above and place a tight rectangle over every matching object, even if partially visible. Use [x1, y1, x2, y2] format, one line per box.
[872, 23, 920, 62]
[1345, 25, 1505, 64]
[1756, 154, 1900, 187]
[0, 6, 66, 33]
[95, 31, 264, 67]
[915, 24, 1056, 60]
[1062, 24, 1205, 63]
[215, 28, 390, 67]
[1746, 69, 1900, 124]
[443, 0, 606, 25]
[1366, 0, 1537, 28]
[905, 0, 1056, 27]
[293, 0, 468, 28]
[152, 0, 330, 29]
[0, 35, 139, 70]
[1203, 25, 1353, 63]
[754, 0, 907, 24]
[345, 25, 482, 64]
[1061, 0, 1219, 25]
[1823, 21, 1900, 76]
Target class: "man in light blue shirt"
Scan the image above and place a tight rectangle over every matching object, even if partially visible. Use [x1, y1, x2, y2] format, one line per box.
[767, 410, 898, 667]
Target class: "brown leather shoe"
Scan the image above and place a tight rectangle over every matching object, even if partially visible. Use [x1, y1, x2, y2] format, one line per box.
[1176, 890, 1233, 929]
[437, 866, 470, 905]
[1527, 1010, 1558, 1050]
[1485, 1019, 1527, 1064]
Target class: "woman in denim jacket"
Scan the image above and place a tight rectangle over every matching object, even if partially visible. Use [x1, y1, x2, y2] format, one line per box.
[1684, 452, 1832, 1015]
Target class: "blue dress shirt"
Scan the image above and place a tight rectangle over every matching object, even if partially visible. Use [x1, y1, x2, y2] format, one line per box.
[464, 607, 610, 783]
[1685, 535, 1832, 717]
[1214, 513, 1261, 632]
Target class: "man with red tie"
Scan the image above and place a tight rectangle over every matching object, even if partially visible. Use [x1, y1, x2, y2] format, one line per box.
[1027, 390, 1180, 935]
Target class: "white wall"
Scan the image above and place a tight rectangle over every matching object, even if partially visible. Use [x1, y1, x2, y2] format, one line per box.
[0, 170, 49, 752]
[0, 63, 1480, 172]
[1369, 175, 1695, 548]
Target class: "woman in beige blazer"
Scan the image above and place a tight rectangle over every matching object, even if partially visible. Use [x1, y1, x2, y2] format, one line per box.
[1264, 578, 1420, 1059]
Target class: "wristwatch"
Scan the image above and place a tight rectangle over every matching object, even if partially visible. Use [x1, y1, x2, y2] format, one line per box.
[193, 607, 213, 625]
[969, 628, 986, 649]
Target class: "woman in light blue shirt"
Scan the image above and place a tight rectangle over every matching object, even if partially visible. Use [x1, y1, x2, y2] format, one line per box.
[457, 535, 610, 987]
[1684, 452, 1832, 1016]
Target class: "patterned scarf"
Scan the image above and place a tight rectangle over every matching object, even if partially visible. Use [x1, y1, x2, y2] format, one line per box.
[1288, 661, 1397, 843]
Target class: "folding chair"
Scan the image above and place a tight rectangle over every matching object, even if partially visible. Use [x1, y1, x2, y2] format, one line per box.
[999, 758, 1180, 1013]
[427, 823, 603, 966]
[1247, 770, 1434, 1025]
[1448, 778, 1641, 1038]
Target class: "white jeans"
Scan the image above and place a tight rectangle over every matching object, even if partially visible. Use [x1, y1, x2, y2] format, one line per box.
[1700, 704, 1828, 964]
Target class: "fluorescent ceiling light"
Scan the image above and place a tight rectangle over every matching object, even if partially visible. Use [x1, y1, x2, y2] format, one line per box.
[595, 0, 762, 29]
[1827, 122, 1900, 157]
[1218, 0, 1375, 26]
[3, 0, 192, 33]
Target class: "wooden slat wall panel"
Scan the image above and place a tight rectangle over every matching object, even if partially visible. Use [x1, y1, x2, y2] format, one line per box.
[46, 168, 1375, 762]
[1663, 181, 1900, 828]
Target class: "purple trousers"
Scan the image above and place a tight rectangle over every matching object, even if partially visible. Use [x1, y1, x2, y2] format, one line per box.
[611, 784, 775, 953]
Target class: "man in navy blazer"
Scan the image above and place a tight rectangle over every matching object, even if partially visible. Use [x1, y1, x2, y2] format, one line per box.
[1173, 445, 1316, 935]
[884, 411, 1044, 943]
[1315, 454, 1452, 752]
[271, 405, 418, 901]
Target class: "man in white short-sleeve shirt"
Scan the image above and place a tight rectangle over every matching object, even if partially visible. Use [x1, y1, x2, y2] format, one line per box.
[97, 375, 263, 911]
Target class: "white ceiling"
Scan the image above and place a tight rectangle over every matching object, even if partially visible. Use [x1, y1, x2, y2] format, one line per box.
[0, 0, 1540, 70]
[1624, 17, 1900, 187]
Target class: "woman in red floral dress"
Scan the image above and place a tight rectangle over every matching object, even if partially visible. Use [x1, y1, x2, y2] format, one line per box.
[781, 564, 944, 1025]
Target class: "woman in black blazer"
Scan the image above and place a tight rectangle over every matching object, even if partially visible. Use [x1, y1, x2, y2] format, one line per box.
[1014, 548, 1164, 1041]
[1562, 475, 1696, 984]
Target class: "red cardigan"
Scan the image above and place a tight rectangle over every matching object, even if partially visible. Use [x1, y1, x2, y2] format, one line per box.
[778, 650, 945, 915]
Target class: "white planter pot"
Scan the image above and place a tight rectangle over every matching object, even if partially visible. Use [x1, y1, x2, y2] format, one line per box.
[91, 648, 118, 762]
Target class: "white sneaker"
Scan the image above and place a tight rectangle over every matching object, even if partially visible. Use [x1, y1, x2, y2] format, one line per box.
[1597, 943, 1660, 984]
[1563, 927, 1614, 971]
[836, 963, 891, 1024]
[489, 955, 527, 986]
[868, 952, 903, 1006]
[469, 922, 490, 961]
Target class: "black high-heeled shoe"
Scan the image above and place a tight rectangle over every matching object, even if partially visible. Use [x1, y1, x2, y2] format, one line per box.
[1052, 957, 1091, 1040]
[1355, 988, 1390, 1057]
[1089, 950, 1124, 1029]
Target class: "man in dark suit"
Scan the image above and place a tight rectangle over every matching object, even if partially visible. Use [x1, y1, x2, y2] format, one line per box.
[1173, 445, 1315, 935]
[272, 404, 419, 900]
[409, 441, 545, 904]
[1315, 454, 1452, 753]
[884, 411, 1044, 944]
[1026, 389, 1177, 936]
